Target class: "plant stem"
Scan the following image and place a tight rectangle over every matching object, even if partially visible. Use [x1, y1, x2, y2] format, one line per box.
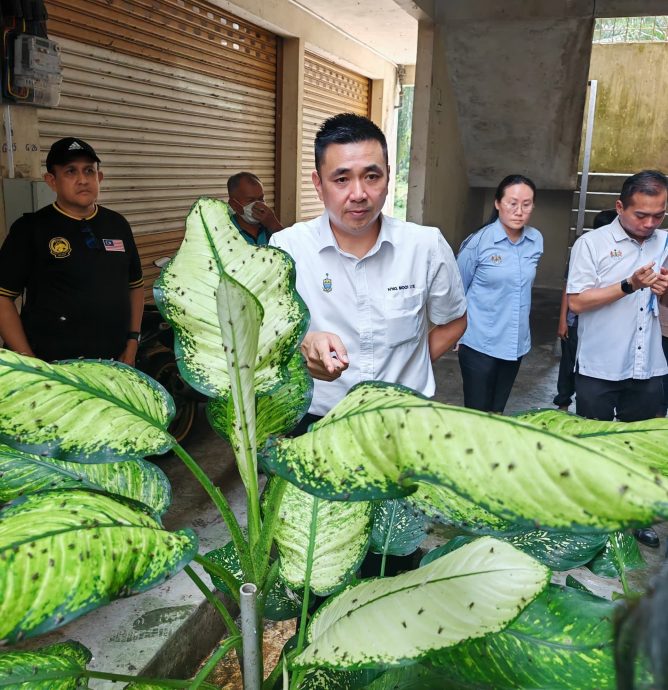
[185, 564, 240, 636]
[255, 477, 288, 583]
[85, 671, 193, 686]
[173, 442, 255, 581]
[380, 501, 399, 578]
[262, 649, 298, 690]
[190, 635, 242, 689]
[290, 496, 319, 690]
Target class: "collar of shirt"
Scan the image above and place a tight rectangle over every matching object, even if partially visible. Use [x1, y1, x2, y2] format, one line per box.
[491, 218, 539, 245]
[316, 211, 399, 258]
[231, 214, 270, 245]
[610, 216, 659, 246]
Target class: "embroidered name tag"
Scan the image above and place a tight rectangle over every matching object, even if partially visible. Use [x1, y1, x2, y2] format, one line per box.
[103, 239, 125, 252]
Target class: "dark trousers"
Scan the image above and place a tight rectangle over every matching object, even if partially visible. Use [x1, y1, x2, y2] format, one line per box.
[575, 374, 663, 422]
[553, 325, 578, 407]
[288, 413, 323, 438]
[458, 344, 522, 413]
[660, 336, 668, 417]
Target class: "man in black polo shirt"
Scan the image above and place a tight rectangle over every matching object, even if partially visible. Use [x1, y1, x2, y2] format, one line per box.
[0, 137, 144, 363]
[227, 171, 283, 246]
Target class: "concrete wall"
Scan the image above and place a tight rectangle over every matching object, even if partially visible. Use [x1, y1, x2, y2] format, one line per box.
[585, 43, 668, 173]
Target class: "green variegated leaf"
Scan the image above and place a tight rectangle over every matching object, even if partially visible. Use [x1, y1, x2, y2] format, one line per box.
[0, 350, 174, 463]
[588, 531, 646, 578]
[363, 666, 454, 690]
[430, 585, 617, 689]
[215, 271, 262, 489]
[153, 197, 309, 399]
[0, 444, 171, 514]
[205, 541, 302, 621]
[405, 482, 516, 534]
[298, 667, 382, 689]
[0, 489, 197, 643]
[294, 537, 549, 669]
[263, 382, 668, 532]
[565, 574, 595, 594]
[0, 640, 91, 689]
[422, 530, 609, 573]
[370, 500, 426, 557]
[515, 409, 668, 476]
[208, 351, 312, 448]
[274, 483, 372, 596]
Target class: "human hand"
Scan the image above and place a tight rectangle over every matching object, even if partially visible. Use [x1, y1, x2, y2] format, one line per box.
[301, 331, 349, 381]
[557, 317, 568, 340]
[650, 266, 668, 296]
[251, 202, 283, 231]
[118, 339, 139, 366]
[630, 262, 659, 291]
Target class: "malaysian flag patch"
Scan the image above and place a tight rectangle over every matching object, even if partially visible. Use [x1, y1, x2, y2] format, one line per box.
[103, 239, 125, 252]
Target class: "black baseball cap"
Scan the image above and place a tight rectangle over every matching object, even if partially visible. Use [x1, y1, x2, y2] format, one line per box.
[46, 137, 101, 172]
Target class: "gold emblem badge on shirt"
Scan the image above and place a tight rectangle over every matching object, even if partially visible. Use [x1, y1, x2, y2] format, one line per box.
[609, 249, 623, 260]
[322, 273, 333, 293]
[49, 237, 71, 258]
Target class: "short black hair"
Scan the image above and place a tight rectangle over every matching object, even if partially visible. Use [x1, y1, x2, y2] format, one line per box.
[592, 208, 617, 229]
[227, 171, 262, 197]
[314, 113, 388, 173]
[620, 170, 668, 208]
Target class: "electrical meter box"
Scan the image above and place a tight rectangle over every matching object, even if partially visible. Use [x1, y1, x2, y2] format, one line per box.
[12, 34, 62, 107]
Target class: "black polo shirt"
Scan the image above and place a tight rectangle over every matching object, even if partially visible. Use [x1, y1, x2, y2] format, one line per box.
[0, 203, 143, 361]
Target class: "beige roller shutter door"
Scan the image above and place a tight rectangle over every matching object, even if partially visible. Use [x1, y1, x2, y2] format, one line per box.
[41, 0, 278, 298]
[300, 52, 370, 222]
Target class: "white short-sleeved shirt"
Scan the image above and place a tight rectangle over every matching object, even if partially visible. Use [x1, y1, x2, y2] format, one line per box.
[567, 218, 668, 381]
[270, 212, 467, 415]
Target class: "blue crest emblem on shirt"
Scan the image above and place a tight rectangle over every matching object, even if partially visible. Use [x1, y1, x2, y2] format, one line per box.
[322, 273, 332, 293]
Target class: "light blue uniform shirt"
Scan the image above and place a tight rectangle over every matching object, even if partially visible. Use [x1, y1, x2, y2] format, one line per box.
[457, 219, 543, 360]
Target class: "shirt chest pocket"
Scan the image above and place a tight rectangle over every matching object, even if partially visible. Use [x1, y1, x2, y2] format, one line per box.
[384, 290, 424, 347]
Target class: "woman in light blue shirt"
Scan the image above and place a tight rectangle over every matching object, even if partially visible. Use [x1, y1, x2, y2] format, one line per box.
[456, 174, 543, 412]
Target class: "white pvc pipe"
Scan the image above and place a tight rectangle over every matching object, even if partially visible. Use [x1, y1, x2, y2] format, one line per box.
[240, 582, 261, 690]
[576, 80, 598, 236]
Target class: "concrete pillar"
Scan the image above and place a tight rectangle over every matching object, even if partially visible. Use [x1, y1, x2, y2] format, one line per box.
[277, 37, 304, 227]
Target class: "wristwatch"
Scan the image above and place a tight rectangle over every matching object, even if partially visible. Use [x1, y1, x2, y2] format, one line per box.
[620, 279, 635, 295]
[127, 331, 142, 343]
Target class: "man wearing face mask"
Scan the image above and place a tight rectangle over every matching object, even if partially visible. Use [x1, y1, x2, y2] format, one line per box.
[226, 172, 283, 245]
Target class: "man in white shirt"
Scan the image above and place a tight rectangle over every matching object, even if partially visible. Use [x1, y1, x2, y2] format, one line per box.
[567, 169, 668, 547]
[270, 113, 467, 428]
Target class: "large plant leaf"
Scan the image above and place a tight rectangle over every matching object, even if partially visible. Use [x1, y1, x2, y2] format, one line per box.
[153, 197, 309, 399]
[0, 444, 171, 515]
[294, 536, 549, 670]
[0, 640, 91, 689]
[588, 531, 646, 578]
[422, 529, 608, 574]
[405, 482, 516, 534]
[515, 409, 668, 475]
[0, 350, 174, 463]
[370, 499, 427, 557]
[298, 668, 382, 689]
[363, 665, 458, 690]
[208, 351, 313, 447]
[215, 271, 262, 489]
[274, 483, 372, 596]
[429, 584, 617, 690]
[263, 382, 668, 532]
[0, 489, 197, 643]
[205, 541, 302, 621]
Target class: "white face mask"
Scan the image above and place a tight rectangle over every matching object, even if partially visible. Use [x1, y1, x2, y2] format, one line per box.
[241, 201, 260, 225]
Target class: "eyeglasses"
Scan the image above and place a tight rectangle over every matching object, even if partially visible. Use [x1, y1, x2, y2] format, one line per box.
[501, 200, 534, 214]
[81, 223, 101, 250]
